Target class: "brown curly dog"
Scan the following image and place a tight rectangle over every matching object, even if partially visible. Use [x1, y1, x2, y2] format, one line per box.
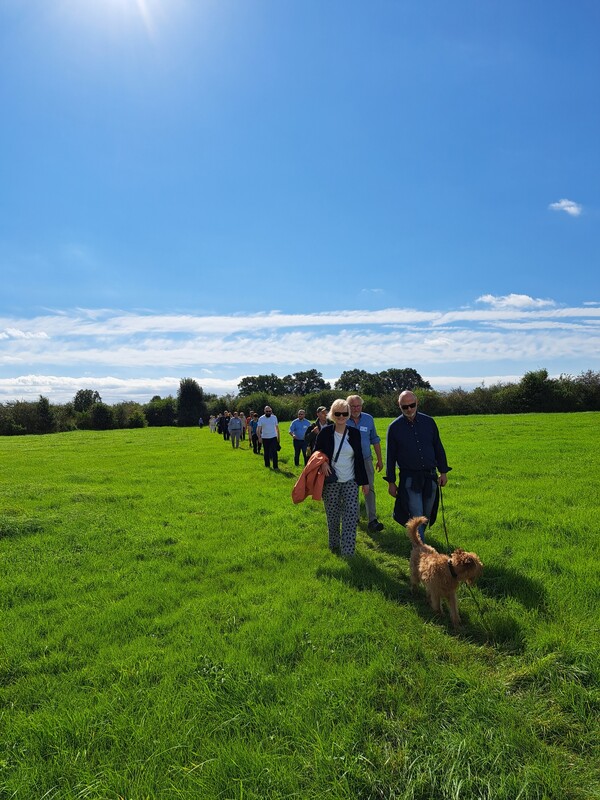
[406, 516, 483, 627]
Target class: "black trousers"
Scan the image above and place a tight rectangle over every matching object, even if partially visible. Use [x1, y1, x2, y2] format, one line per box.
[262, 437, 279, 468]
[293, 439, 308, 466]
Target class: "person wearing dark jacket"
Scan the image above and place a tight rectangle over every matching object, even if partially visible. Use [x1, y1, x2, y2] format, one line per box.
[306, 406, 328, 457]
[314, 399, 369, 557]
[386, 390, 451, 542]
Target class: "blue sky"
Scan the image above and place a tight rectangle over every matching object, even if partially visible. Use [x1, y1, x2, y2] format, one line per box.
[1, 0, 598, 403]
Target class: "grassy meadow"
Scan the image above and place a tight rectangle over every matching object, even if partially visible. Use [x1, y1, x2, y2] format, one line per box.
[1, 413, 599, 800]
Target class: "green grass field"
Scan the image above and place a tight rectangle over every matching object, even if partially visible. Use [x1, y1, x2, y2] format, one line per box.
[1, 413, 599, 799]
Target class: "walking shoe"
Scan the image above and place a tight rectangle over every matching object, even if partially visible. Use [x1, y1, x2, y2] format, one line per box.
[367, 519, 384, 532]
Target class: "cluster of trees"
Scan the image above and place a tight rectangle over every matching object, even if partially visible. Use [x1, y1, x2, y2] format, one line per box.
[1, 369, 598, 437]
[237, 368, 431, 397]
[0, 379, 208, 436]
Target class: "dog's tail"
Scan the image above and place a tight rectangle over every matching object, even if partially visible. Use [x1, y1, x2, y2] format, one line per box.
[406, 516, 428, 546]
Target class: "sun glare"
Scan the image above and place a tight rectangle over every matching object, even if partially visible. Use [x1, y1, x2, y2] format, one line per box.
[60, 0, 158, 39]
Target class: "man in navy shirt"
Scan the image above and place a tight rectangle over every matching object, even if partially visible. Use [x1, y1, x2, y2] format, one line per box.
[385, 390, 451, 541]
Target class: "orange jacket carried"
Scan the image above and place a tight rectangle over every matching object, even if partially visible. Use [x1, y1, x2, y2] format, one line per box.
[291, 451, 329, 504]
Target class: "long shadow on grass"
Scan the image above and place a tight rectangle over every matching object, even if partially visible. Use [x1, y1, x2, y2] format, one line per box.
[316, 551, 412, 604]
[369, 526, 549, 614]
[325, 529, 533, 652]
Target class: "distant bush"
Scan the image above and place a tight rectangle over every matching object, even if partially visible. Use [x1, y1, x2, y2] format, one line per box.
[144, 397, 176, 427]
[89, 402, 115, 431]
[128, 410, 147, 429]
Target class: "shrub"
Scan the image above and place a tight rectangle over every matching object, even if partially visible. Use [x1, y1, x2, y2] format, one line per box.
[89, 402, 115, 431]
[144, 397, 176, 427]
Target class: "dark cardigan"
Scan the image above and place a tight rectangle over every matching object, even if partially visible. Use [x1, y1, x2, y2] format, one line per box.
[314, 424, 369, 486]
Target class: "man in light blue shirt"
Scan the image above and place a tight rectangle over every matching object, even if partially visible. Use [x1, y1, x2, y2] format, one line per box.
[289, 409, 312, 466]
[346, 395, 384, 531]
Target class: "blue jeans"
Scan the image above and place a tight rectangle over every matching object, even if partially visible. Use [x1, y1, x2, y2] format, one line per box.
[405, 475, 437, 541]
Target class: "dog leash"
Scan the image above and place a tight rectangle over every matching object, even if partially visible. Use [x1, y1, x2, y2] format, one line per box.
[439, 485, 490, 630]
[439, 483, 451, 553]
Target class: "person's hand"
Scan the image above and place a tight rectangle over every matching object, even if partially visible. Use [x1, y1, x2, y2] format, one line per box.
[321, 463, 332, 477]
[438, 473, 448, 487]
[362, 485, 370, 496]
[388, 482, 398, 498]
[375, 459, 383, 472]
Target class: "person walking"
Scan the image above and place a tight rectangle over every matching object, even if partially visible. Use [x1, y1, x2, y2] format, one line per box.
[314, 399, 369, 557]
[346, 394, 384, 532]
[289, 409, 312, 466]
[306, 405, 328, 457]
[249, 412, 261, 454]
[257, 406, 280, 469]
[385, 390, 451, 542]
[228, 411, 243, 448]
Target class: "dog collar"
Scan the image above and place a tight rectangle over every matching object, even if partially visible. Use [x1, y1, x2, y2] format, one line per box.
[448, 559, 458, 579]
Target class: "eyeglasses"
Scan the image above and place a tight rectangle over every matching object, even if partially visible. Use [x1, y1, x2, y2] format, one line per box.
[401, 402, 417, 410]
[333, 411, 349, 417]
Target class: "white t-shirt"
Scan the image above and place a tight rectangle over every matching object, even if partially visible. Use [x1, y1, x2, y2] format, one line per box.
[332, 431, 355, 482]
[258, 414, 278, 438]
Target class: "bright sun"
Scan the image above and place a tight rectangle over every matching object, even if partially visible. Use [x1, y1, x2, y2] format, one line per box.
[61, 0, 158, 39]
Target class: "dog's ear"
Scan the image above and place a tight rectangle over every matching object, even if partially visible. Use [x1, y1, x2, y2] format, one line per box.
[464, 556, 475, 566]
[453, 548, 464, 555]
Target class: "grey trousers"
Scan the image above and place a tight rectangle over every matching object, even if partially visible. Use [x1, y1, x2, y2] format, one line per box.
[363, 457, 377, 522]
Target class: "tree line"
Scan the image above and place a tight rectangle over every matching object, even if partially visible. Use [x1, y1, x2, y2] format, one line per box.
[1, 368, 598, 436]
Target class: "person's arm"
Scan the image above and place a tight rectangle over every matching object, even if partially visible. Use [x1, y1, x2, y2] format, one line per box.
[257, 423, 263, 442]
[385, 423, 398, 497]
[373, 442, 383, 472]
[431, 419, 451, 483]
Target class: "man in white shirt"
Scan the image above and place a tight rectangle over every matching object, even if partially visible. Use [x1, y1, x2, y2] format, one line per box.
[257, 406, 280, 469]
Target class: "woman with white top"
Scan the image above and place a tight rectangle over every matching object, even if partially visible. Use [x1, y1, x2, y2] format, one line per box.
[314, 399, 369, 557]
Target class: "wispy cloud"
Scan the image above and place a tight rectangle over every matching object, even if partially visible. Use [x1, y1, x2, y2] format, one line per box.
[476, 294, 556, 310]
[0, 299, 598, 402]
[548, 198, 583, 217]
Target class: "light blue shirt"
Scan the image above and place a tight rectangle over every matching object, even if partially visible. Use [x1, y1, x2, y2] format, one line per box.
[346, 412, 381, 460]
[289, 417, 312, 440]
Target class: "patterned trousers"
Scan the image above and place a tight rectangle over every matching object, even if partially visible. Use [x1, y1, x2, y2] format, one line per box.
[322, 480, 360, 556]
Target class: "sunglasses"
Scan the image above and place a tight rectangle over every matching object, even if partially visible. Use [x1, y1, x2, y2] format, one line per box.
[333, 411, 349, 417]
[401, 402, 417, 410]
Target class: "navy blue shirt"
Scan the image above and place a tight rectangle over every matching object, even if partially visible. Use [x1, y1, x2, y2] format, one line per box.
[385, 412, 451, 483]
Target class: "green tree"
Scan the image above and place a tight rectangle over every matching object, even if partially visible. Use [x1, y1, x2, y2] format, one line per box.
[575, 370, 600, 410]
[73, 389, 101, 413]
[36, 395, 56, 434]
[334, 370, 384, 396]
[238, 374, 286, 397]
[89, 402, 115, 430]
[281, 370, 330, 395]
[379, 368, 432, 393]
[177, 378, 207, 426]
[518, 369, 551, 412]
[144, 396, 177, 426]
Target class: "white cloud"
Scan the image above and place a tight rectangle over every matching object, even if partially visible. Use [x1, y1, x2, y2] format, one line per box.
[0, 301, 598, 403]
[1, 328, 49, 340]
[476, 294, 556, 310]
[549, 198, 582, 217]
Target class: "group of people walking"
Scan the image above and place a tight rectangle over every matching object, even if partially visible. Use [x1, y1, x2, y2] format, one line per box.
[208, 390, 451, 561]
[293, 392, 451, 559]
